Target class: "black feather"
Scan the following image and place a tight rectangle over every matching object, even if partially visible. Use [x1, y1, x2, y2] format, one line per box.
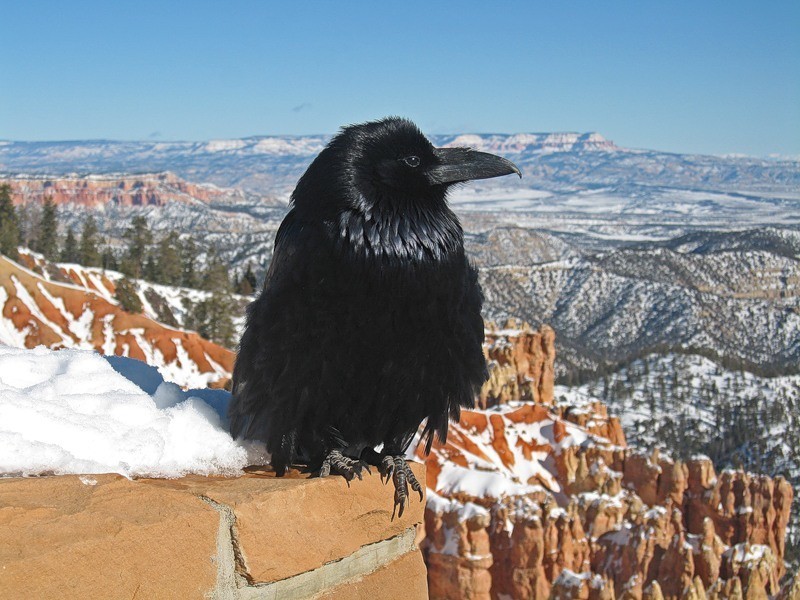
[228, 117, 516, 473]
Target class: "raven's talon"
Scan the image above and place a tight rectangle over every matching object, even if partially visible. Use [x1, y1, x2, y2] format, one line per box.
[319, 460, 331, 478]
[381, 456, 421, 519]
[406, 465, 423, 501]
[318, 449, 365, 483]
[394, 470, 409, 518]
[379, 455, 395, 485]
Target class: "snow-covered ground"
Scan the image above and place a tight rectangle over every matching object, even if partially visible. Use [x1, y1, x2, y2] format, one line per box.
[0, 345, 265, 478]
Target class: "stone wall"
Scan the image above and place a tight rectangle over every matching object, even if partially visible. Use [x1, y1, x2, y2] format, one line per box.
[0, 465, 427, 599]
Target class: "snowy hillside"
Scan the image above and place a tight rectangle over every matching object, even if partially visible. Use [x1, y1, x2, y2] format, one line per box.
[0, 253, 235, 388]
[479, 228, 800, 375]
[413, 402, 608, 500]
[558, 353, 800, 481]
[21, 251, 250, 335]
[51, 190, 285, 280]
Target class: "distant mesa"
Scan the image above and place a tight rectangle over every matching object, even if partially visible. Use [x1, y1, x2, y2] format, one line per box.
[3, 130, 796, 197]
[196, 131, 616, 157]
[439, 131, 618, 154]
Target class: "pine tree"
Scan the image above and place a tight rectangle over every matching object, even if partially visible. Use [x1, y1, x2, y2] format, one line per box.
[60, 226, 79, 262]
[236, 262, 258, 295]
[16, 202, 39, 250]
[100, 240, 119, 271]
[180, 236, 200, 288]
[79, 215, 102, 267]
[192, 290, 236, 348]
[200, 248, 229, 291]
[114, 277, 143, 313]
[154, 231, 183, 285]
[34, 197, 60, 261]
[120, 216, 153, 278]
[0, 184, 20, 260]
[236, 274, 253, 295]
[144, 254, 159, 282]
[189, 248, 236, 347]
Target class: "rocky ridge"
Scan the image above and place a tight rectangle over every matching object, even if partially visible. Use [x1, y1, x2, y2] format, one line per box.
[414, 323, 796, 599]
[559, 351, 800, 572]
[3, 133, 798, 197]
[478, 230, 800, 376]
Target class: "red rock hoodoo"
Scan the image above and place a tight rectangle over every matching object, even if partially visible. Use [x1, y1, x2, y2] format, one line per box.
[419, 321, 795, 599]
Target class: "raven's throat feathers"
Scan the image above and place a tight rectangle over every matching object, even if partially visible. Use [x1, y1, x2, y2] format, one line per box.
[335, 203, 462, 262]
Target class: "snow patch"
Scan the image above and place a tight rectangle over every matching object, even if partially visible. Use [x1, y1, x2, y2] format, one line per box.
[0, 346, 265, 478]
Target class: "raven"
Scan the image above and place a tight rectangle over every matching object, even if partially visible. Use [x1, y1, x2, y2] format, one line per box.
[229, 117, 520, 515]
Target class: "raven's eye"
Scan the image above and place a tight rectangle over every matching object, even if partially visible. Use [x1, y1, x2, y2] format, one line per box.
[403, 156, 421, 168]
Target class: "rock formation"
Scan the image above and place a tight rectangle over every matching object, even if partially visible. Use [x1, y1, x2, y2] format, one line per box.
[419, 322, 795, 599]
[480, 321, 556, 407]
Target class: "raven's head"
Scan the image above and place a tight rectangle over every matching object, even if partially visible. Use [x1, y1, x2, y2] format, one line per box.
[292, 117, 520, 217]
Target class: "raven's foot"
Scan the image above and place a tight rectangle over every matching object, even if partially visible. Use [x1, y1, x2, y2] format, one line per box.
[379, 455, 423, 518]
[318, 449, 370, 483]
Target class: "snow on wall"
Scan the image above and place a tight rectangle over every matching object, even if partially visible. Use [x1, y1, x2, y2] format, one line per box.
[0, 346, 265, 478]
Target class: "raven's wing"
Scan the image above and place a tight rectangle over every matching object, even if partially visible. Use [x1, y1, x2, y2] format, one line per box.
[228, 208, 323, 469]
[418, 258, 488, 454]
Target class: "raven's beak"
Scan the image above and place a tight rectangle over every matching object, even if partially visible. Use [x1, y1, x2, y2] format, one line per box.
[426, 147, 522, 185]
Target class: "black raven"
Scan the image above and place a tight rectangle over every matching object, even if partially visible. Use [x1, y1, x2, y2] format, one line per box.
[229, 117, 520, 515]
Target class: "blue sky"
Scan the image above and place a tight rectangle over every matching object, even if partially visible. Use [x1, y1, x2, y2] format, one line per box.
[1, 1, 798, 155]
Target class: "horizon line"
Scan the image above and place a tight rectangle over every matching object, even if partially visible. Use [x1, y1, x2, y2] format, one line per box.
[1, 134, 799, 162]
